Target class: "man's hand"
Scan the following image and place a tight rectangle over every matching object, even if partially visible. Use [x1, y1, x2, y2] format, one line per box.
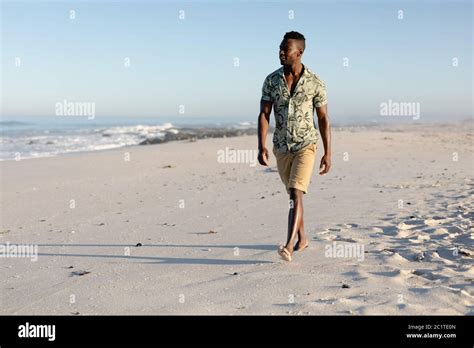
[258, 147, 270, 166]
[258, 99, 273, 166]
[319, 153, 331, 175]
[315, 104, 331, 175]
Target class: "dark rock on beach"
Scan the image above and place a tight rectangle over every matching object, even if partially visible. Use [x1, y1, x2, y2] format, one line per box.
[139, 127, 259, 145]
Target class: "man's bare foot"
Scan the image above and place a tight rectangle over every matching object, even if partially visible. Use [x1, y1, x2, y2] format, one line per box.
[278, 245, 293, 262]
[294, 239, 309, 252]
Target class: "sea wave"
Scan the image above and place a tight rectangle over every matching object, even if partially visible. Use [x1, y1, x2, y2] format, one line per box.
[0, 121, 257, 161]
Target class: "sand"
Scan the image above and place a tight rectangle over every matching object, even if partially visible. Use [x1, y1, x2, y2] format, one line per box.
[0, 122, 472, 315]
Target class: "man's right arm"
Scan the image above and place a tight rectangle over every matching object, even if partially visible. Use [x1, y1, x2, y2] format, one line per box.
[257, 99, 273, 166]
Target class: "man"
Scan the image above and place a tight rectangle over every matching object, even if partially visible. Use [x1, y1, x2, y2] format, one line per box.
[257, 31, 332, 262]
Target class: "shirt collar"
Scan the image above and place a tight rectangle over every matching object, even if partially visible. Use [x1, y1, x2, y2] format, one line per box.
[279, 63, 307, 79]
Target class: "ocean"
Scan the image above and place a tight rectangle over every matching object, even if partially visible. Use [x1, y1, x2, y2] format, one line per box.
[0, 116, 257, 161]
[1, 115, 462, 161]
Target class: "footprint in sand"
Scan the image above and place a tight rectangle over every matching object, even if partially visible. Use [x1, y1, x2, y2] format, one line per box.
[423, 227, 450, 240]
[397, 222, 416, 230]
[446, 225, 465, 234]
[369, 269, 413, 284]
[336, 223, 359, 229]
[405, 220, 427, 228]
[369, 225, 399, 236]
[412, 269, 449, 282]
[424, 217, 452, 226]
[378, 251, 409, 264]
[397, 229, 414, 238]
[334, 235, 358, 243]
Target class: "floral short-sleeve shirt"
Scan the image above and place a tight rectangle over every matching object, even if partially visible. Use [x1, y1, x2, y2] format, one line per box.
[261, 64, 327, 153]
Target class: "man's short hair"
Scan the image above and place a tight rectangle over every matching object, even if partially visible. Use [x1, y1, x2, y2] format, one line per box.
[283, 31, 306, 51]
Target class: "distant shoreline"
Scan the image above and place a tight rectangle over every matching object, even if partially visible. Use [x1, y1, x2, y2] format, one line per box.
[0, 119, 471, 161]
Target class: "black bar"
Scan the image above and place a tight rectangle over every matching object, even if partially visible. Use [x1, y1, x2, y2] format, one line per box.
[0, 315, 472, 346]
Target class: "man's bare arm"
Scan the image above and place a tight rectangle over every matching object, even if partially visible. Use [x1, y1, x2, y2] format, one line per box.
[257, 99, 273, 166]
[316, 104, 332, 175]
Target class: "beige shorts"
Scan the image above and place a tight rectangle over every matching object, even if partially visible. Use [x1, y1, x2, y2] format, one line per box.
[272, 143, 317, 195]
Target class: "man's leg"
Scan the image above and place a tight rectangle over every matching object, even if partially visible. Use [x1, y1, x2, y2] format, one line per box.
[287, 195, 306, 250]
[295, 215, 308, 251]
[285, 188, 304, 254]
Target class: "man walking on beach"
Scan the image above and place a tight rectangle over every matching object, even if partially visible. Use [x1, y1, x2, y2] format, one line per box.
[257, 31, 332, 262]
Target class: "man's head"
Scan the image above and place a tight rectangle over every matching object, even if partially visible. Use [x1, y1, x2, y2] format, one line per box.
[279, 31, 306, 65]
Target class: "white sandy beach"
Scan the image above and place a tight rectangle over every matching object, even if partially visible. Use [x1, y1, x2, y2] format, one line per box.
[0, 122, 472, 315]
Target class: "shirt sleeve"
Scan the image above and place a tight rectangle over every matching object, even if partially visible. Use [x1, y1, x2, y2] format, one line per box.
[313, 80, 328, 108]
[261, 76, 273, 102]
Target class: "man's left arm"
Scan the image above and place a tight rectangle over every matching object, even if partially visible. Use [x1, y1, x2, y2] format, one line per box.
[315, 104, 331, 175]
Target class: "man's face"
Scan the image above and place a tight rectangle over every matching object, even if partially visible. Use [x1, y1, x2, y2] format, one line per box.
[279, 39, 302, 65]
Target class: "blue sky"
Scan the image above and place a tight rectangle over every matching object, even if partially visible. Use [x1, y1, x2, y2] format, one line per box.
[1, 0, 472, 122]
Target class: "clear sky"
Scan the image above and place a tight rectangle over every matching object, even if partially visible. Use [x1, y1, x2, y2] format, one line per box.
[1, 0, 472, 122]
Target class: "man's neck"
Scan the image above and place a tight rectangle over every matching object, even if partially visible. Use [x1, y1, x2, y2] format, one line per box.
[283, 61, 303, 76]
